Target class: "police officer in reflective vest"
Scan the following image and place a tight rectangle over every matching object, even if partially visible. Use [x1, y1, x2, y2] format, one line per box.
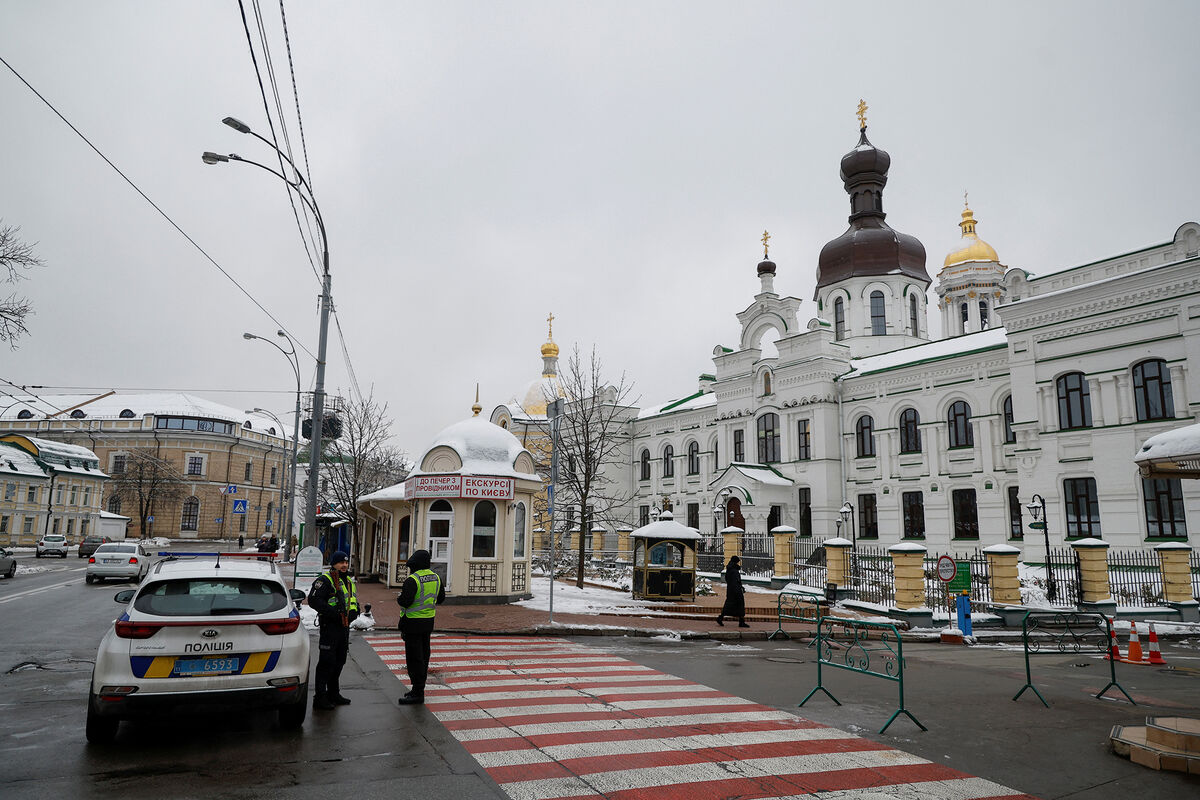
[308, 550, 358, 710]
[396, 549, 445, 705]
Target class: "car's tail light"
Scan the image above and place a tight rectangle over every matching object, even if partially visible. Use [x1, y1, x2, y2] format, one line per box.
[89, 557, 96, 564]
[258, 617, 301, 635]
[114, 621, 160, 639]
[128, 557, 139, 564]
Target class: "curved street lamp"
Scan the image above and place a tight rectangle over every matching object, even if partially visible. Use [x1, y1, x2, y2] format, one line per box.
[839, 501, 855, 549]
[243, 330, 302, 561]
[205, 118, 332, 563]
[1025, 494, 1057, 602]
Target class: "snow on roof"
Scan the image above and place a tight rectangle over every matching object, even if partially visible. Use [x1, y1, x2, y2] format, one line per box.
[23, 436, 99, 463]
[358, 481, 408, 504]
[0, 392, 287, 436]
[846, 327, 1009, 377]
[99, 510, 131, 520]
[629, 512, 702, 540]
[410, 415, 538, 480]
[0, 443, 47, 478]
[1134, 422, 1200, 468]
[638, 391, 717, 420]
[727, 463, 794, 486]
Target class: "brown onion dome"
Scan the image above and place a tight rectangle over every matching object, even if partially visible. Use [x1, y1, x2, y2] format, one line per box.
[757, 258, 776, 276]
[815, 127, 929, 295]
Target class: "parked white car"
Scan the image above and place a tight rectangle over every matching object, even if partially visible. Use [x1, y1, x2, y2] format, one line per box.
[36, 534, 69, 558]
[86, 555, 310, 743]
[85, 542, 150, 583]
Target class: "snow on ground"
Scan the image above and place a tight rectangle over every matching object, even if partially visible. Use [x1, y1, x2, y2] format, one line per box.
[299, 604, 318, 630]
[516, 576, 695, 616]
[15, 564, 53, 576]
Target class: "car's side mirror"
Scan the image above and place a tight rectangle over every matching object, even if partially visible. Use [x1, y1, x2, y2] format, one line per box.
[113, 589, 135, 604]
[289, 588, 307, 604]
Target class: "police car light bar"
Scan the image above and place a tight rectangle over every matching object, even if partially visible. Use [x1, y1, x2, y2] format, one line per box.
[157, 552, 278, 558]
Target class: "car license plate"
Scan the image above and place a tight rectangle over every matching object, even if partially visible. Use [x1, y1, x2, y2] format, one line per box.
[104, 558, 121, 564]
[172, 656, 242, 676]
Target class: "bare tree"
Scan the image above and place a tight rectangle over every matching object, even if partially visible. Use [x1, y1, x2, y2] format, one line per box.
[0, 222, 44, 348]
[317, 393, 409, 573]
[107, 449, 187, 540]
[552, 346, 636, 588]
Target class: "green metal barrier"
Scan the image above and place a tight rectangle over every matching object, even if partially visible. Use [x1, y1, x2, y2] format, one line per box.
[1012, 610, 1134, 707]
[799, 616, 926, 734]
[768, 591, 821, 640]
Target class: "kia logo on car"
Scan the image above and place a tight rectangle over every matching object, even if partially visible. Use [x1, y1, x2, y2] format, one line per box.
[201, 629, 220, 639]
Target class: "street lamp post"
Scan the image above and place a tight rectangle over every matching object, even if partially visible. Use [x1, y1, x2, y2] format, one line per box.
[243, 329, 302, 560]
[839, 501, 855, 549]
[204, 116, 331, 560]
[1025, 494, 1057, 602]
[246, 406, 289, 553]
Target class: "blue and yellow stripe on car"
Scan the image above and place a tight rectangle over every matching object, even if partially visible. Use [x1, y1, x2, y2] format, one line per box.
[130, 651, 281, 678]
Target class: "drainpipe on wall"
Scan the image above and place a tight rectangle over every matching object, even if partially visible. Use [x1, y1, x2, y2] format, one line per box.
[835, 370, 850, 508]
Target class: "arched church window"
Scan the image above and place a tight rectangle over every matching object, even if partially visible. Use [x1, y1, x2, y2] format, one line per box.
[1003, 395, 1016, 443]
[834, 298, 845, 340]
[899, 408, 921, 453]
[1133, 359, 1174, 421]
[639, 449, 650, 481]
[948, 401, 974, 448]
[756, 413, 780, 464]
[960, 302, 969, 332]
[762, 371, 772, 396]
[870, 291, 886, 336]
[909, 294, 919, 336]
[855, 416, 875, 458]
[1056, 372, 1092, 430]
[979, 300, 989, 330]
[662, 445, 674, 479]
[686, 441, 700, 475]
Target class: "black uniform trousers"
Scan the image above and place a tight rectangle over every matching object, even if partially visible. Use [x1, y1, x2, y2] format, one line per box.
[400, 617, 435, 695]
[314, 621, 349, 696]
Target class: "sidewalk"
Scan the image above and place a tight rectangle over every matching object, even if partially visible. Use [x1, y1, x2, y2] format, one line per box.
[355, 579, 803, 639]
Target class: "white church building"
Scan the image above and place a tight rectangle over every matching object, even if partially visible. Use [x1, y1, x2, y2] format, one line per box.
[497, 119, 1198, 556]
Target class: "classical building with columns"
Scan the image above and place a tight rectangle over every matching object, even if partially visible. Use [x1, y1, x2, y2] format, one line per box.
[502, 114, 1197, 556]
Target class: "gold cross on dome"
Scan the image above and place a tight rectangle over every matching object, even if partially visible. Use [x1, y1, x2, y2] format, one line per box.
[856, 99, 868, 130]
[761, 230, 771, 258]
[546, 312, 555, 339]
[963, 190, 969, 208]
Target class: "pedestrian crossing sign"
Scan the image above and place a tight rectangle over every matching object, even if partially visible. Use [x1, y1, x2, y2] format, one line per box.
[232, 499, 248, 514]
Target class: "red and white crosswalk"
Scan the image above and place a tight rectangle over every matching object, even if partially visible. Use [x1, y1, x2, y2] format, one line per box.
[366, 634, 1038, 800]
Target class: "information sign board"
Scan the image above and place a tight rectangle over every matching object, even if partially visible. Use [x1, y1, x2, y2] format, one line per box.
[947, 561, 972, 594]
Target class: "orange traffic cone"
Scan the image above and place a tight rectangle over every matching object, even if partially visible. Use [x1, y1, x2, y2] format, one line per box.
[1146, 622, 1166, 665]
[1125, 621, 1145, 663]
[1105, 618, 1121, 661]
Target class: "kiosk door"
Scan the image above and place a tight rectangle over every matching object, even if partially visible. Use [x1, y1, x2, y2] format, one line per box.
[427, 501, 454, 590]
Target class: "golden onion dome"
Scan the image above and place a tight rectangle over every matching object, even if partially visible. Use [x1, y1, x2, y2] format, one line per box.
[943, 205, 999, 267]
[540, 339, 559, 358]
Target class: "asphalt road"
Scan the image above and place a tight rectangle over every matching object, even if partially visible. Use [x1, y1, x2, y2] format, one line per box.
[0, 543, 503, 800]
[2, 545, 1198, 800]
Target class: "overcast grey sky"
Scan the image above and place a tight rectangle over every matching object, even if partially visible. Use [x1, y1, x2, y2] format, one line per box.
[3, 1, 1198, 455]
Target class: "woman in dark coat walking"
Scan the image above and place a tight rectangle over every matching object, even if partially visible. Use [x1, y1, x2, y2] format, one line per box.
[716, 555, 749, 627]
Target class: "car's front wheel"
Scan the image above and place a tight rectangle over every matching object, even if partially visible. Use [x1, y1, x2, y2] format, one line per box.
[4, 563, 14, 578]
[277, 686, 308, 729]
[85, 695, 119, 744]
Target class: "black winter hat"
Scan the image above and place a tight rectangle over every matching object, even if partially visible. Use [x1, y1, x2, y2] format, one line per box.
[407, 549, 432, 570]
[330, 550, 349, 566]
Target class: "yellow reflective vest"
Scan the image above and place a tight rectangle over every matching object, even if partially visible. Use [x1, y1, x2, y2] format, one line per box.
[403, 569, 440, 619]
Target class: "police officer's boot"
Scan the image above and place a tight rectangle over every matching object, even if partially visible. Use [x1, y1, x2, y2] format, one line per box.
[330, 692, 351, 705]
[313, 692, 335, 710]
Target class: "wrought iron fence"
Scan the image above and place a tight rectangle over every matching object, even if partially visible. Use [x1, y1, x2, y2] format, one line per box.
[1107, 548, 1168, 607]
[739, 533, 774, 577]
[923, 549, 993, 613]
[697, 534, 724, 573]
[849, 545, 894, 605]
[1042, 547, 1082, 608]
[1192, 551, 1200, 601]
[792, 537, 828, 589]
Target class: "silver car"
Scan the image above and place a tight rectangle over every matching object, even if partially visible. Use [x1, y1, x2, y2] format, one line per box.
[0, 547, 15, 579]
[86, 542, 150, 584]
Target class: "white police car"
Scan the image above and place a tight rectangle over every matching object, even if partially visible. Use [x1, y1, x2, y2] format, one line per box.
[86, 553, 310, 743]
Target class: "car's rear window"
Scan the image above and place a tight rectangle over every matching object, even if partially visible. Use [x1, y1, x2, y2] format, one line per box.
[44, 536, 65, 542]
[96, 543, 137, 554]
[134, 578, 287, 616]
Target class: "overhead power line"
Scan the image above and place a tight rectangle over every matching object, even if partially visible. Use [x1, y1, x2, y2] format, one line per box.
[0, 54, 317, 363]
